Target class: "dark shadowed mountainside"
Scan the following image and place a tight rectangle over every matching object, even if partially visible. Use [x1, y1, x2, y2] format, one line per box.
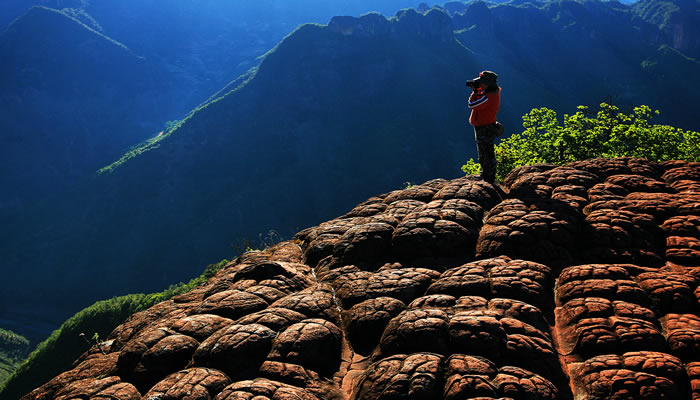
[0, 9, 481, 334]
[450, 0, 700, 129]
[0, 0, 421, 224]
[0, 0, 423, 115]
[0, 6, 169, 217]
[634, 0, 700, 59]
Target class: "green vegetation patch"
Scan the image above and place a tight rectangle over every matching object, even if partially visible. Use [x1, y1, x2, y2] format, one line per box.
[0, 329, 30, 386]
[96, 129, 172, 176]
[0, 259, 228, 400]
[463, 103, 700, 181]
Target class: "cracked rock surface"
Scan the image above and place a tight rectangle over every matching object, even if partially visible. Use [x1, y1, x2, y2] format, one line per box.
[24, 158, 700, 399]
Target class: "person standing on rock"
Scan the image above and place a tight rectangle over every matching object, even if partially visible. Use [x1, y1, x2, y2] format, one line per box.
[467, 70, 503, 183]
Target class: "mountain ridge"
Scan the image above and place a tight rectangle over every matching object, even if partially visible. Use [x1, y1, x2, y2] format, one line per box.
[99, 8, 461, 174]
[7, 6, 131, 51]
[0, 0, 424, 225]
[0, 8, 481, 333]
[0, 4, 167, 219]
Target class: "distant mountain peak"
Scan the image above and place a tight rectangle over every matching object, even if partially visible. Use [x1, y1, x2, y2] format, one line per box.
[393, 8, 455, 43]
[327, 8, 455, 43]
[328, 13, 392, 37]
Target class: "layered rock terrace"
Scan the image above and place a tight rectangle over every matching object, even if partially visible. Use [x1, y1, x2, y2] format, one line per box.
[25, 158, 700, 399]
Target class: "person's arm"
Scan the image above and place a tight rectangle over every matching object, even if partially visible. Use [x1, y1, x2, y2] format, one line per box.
[468, 89, 489, 109]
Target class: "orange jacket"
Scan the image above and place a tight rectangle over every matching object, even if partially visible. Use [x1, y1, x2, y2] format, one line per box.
[469, 88, 501, 127]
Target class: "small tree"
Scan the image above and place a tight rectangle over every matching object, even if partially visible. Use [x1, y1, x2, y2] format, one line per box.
[462, 103, 700, 181]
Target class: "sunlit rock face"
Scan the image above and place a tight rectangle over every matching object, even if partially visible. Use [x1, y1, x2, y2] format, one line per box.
[24, 157, 700, 400]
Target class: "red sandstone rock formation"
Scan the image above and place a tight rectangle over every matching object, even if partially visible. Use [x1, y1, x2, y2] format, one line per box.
[24, 158, 700, 399]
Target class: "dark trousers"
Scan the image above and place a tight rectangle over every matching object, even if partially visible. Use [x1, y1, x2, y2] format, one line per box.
[473, 122, 503, 182]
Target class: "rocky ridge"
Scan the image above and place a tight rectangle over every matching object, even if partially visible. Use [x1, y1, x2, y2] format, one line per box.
[328, 8, 454, 44]
[24, 157, 699, 400]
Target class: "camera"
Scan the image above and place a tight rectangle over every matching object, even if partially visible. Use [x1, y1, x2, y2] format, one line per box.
[466, 78, 481, 89]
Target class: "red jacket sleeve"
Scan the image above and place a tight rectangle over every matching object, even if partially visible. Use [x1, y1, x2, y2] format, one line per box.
[468, 91, 490, 110]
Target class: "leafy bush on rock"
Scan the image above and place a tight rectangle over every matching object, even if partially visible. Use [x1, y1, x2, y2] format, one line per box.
[463, 103, 700, 180]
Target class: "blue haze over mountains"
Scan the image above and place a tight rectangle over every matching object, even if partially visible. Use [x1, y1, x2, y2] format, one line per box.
[0, 0, 419, 341]
[0, 0, 418, 217]
[1, 0, 699, 344]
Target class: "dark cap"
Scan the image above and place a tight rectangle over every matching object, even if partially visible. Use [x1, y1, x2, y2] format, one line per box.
[479, 70, 498, 82]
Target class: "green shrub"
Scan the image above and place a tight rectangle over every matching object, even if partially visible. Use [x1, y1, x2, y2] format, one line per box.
[462, 103, 700, 181]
